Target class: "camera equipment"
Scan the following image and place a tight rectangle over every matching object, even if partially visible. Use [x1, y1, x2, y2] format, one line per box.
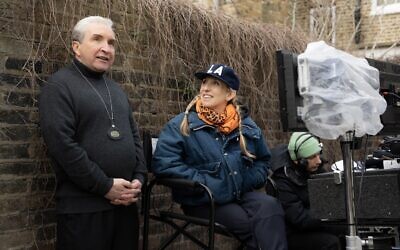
[276, 50, 400, 135]
[276, 47, 400, 250]
[380, 136, 400, 157]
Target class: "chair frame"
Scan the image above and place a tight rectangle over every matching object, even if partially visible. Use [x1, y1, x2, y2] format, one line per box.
[141, 132, 245, 250]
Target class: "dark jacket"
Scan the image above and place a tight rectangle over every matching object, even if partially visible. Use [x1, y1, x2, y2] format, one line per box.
[39, 59, 147, 214]
[152, 109, 271, 206]
[270, 144, 322, 234]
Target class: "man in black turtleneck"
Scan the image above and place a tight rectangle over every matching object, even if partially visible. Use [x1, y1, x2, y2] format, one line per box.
[39, 16, 147, 250]
[269, 132, 344, 250]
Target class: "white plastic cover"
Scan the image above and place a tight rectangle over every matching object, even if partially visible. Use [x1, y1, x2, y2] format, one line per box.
[297, 41, 387, 140]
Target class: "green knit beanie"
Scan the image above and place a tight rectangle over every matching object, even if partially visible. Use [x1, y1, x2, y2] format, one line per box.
[288, 132, 322, 161]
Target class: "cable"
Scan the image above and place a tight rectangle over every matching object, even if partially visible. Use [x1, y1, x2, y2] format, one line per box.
[351, 134, 372, 236]
[350, 130, 359, 234]
[356, 135, 370, 216]
[382, 91, 400, 100]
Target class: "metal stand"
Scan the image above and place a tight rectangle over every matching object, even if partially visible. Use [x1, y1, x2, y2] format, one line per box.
[340, 132, 363, 250]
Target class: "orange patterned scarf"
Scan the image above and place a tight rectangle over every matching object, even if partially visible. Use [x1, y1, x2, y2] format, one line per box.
[196, 100, 239, 134]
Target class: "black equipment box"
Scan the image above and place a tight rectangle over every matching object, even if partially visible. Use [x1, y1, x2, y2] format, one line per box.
[308, 169, 400, 222]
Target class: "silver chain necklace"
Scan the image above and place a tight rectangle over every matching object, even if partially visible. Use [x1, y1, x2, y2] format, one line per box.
[72, 61, 122, 140]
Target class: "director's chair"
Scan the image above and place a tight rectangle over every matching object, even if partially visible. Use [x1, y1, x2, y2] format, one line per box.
[141, 131, 246, 250]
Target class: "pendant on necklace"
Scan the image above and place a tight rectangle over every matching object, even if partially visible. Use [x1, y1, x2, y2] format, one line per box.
[108, 125, 122, 140]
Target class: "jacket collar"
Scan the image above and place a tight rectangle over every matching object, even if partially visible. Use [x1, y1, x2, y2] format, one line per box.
[284, 165, 310, 186]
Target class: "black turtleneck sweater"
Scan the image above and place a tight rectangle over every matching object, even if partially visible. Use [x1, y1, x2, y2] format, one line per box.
[39, 59, 147, 214]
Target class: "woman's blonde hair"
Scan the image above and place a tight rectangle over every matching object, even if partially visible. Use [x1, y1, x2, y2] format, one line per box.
[179, 92, 256, 159]
[179, 95, 199, 136]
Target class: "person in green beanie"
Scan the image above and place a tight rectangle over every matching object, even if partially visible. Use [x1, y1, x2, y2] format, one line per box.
[267, 132, 345, 250]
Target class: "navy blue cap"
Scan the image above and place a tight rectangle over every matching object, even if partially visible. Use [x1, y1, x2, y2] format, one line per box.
[194, 64, 240, 90]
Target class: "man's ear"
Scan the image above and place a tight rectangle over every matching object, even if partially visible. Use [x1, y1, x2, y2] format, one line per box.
[72, 41, 80, 57]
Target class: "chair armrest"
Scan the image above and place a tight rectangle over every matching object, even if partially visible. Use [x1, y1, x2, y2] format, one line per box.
[146, 176, 215, 211]
[155, 177, 206, 195]
[157, 177, 199, 188]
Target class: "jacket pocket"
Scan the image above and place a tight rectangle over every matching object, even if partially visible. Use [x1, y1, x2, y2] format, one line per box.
[196, 161, 221, 175]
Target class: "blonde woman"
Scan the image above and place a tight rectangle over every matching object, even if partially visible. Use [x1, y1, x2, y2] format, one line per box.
[152, 64, 287, 250]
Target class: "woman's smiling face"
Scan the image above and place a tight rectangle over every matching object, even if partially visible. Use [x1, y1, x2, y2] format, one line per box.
[199, 77, 236, 113]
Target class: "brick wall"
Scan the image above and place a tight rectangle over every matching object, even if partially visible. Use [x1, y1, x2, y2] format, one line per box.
[358, 1, 400, 48]
[0, 1, 178, 249]
[292, 0, 400, 51]
[195, 0, 400, 53]
[0, 0, 56, 248]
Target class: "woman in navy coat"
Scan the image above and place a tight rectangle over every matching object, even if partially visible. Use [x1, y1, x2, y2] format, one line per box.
[152, 64, 288, 250]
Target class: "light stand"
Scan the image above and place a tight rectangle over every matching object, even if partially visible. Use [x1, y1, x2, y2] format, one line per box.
[340, 131, 365, 250]
[341, 131, 363, 249]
